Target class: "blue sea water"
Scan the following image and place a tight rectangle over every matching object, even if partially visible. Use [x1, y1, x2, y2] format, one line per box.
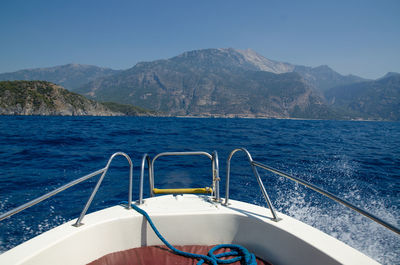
[0, 116, 399, 264]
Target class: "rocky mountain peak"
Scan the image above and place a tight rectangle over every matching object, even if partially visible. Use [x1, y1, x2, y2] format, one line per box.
[234, 48, 294, 74]
[313, 65, 334, 72]
[171, 48, 295, 74]
[380, 72, 400, 80]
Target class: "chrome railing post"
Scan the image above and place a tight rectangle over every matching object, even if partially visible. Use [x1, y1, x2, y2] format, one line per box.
[212, 151, 220, 202]
[224, 148, 280, 221]
[139, 154, 151, 204]
[250, 163, 280, 221]
[150, 155, 155, 197]
[224, 150, 235, 206]
[128, 156, 133, 209]
[74, 152, 133, 227]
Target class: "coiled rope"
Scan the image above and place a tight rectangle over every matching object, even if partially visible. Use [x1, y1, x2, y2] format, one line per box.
[129, 202, 257, 265]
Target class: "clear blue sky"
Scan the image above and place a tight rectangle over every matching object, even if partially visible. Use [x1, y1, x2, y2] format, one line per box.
[1, 0, 399, 79]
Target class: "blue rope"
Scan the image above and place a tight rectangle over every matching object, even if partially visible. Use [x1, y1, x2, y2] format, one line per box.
[128, 202, 257, 265]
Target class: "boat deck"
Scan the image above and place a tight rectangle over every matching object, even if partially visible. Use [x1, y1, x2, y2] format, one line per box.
[0, 195, 380, 265]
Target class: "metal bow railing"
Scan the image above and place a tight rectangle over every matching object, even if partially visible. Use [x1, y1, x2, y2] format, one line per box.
[1, 148, 398, 236]
[0, 152, 133, 227]
[138, 151, 220, 203]
[224, 147, 400, 235]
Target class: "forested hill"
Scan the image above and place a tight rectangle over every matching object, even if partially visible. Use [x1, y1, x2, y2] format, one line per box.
[0, 81, 150, 116]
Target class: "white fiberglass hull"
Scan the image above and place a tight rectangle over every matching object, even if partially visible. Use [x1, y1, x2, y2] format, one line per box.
[0, 195, 379, 265]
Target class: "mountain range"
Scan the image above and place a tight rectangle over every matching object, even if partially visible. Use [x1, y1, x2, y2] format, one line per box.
[0, 48, 398, 120]
[0, 64, 121, 91]
[325, 72, 400, 121]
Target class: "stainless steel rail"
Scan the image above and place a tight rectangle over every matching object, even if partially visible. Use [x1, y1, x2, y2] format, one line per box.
[251, 160, 400, 235]
[139, 153, 152, 204]
[149, 151, 219, 201]
[74, 152, 133, 226]
[3, 147, 397, 236]
[212, 151, 221, 202]
[0, 152, 133, 227]
[0, 168, 105, 222]
[224, 148, 280, 221]
[224, 147, 399, 235]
